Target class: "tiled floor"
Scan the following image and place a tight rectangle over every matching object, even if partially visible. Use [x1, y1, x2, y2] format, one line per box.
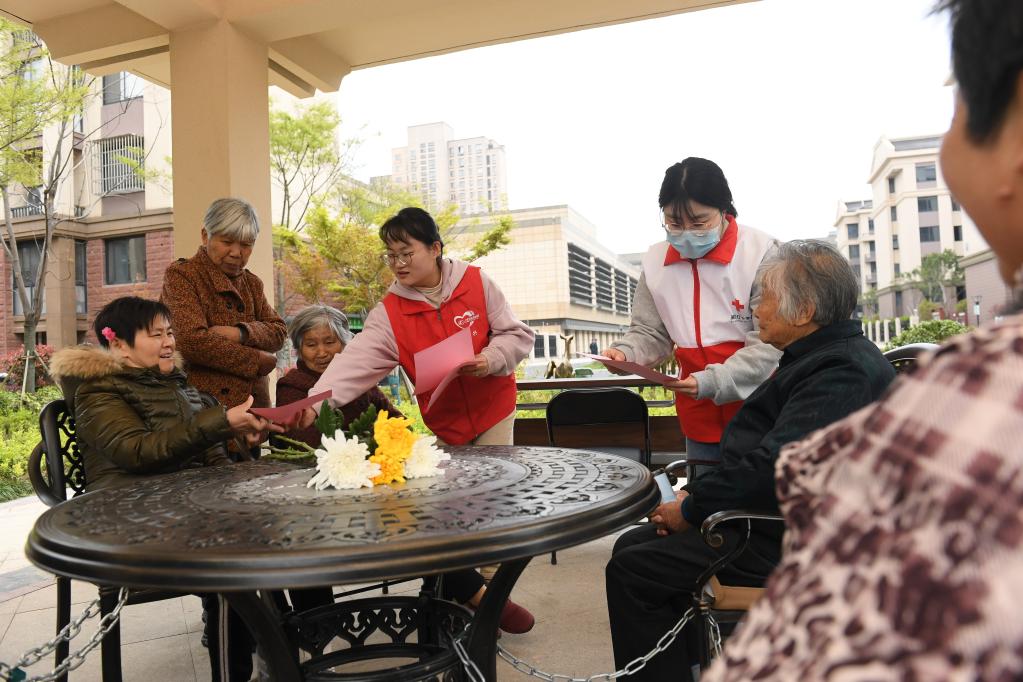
[0, 495, 627, 681]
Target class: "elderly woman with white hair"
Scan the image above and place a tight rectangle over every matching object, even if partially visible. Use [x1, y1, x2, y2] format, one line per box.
[605, 240, 896, 682]
[277, 304, 402, 448]
[160, 197, 286, 416]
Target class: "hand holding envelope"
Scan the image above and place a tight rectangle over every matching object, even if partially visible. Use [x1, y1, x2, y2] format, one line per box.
[414, 328, 476, 413]
[250, 390, 332, 427]
[579, 353, 678, 385]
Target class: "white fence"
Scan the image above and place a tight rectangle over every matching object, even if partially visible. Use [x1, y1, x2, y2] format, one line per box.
[862, 315, 921, 346]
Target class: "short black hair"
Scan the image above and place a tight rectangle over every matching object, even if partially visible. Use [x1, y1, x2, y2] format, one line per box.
[93, 296, 172, 348]
[938, 0, 1023, 142]
[659, 157, 738, 222]
[379, 207, 444, 251]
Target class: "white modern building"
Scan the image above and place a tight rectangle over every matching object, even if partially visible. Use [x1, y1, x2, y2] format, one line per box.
[387, 122, 508, 216]
[447, 205, 639, 363]
[835, 135, 986, 319]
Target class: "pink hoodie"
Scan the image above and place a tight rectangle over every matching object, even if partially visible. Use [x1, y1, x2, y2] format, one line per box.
[311, 258, 534, 410]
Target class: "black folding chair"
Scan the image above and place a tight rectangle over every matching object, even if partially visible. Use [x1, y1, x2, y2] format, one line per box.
[28, 400, 182, 682]
[545, 387, 653, 468]
[545, 387, 653, 564]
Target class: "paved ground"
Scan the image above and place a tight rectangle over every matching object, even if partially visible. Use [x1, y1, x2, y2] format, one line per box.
[0, 495, 631, 681]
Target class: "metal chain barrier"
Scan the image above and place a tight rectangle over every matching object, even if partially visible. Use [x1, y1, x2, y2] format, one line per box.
[708, 612, 723, 659]
[449, 631, 487, 682]
[0, 587, 129, 682]
[490, 607, 696, 682]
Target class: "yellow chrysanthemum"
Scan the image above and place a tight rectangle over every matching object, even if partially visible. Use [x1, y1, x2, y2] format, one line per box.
[370, 410, 417, 485]
[370, 451, 407, 485]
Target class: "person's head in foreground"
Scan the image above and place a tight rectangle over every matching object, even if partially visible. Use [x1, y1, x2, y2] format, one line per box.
[939, 0, 1023, 287]
[94, 296, 176, 374]
[659, 157, 737, 259]
[201, 197, 259, 278]
[754, 240, 860, 350]
[379, 207, 445, 288]
[289, 305, 354, 374]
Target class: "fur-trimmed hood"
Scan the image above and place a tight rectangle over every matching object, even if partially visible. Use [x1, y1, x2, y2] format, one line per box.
[50, 344, 185, 383]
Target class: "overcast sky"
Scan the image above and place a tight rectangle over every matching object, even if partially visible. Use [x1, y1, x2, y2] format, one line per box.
[333, 0, 953, 255]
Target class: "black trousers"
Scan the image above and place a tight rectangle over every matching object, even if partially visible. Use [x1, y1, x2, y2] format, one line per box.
[437, 568, 486, 603]
[605, 524, 779, 682]
[202, 595, 254, 682]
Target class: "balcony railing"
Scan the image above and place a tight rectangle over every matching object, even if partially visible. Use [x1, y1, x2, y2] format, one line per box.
[11, 205, 43, 218]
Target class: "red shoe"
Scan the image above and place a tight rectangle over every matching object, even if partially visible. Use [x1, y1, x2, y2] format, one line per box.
[499, 599, 535, 634]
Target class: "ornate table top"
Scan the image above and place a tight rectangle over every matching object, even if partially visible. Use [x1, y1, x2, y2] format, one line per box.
[27, 446, 657, 591]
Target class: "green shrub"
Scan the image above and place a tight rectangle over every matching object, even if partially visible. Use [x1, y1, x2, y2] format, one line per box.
[0, 424, 39, 482]
[917, 300, 941, 320]
[883, 319, 969, 351]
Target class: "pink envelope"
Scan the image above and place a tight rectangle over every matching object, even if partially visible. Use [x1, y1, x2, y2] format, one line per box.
[414, 329, 475, 413]
[579, 353, 678, 385]
[250, 390, 332, 421]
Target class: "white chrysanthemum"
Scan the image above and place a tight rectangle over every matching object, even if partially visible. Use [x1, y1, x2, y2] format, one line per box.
[307, 428, 379, 490]
[404, 435, 451, 479]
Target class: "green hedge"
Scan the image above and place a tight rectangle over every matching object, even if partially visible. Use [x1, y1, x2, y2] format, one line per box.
[883, 319, 969, 352]
[0, 385, 63, 502]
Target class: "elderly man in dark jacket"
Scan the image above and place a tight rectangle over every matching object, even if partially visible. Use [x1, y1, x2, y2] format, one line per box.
[605, 240, 896, 682]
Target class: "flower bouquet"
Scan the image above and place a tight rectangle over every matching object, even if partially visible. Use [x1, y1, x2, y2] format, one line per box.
[266, 403, 450, 490]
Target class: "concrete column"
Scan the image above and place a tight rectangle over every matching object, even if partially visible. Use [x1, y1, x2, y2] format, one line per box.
[882, 319, 890, 344]
[168, 21, 274, 300]
[874, 320, 881, 342]
[895, 317, 902, 337]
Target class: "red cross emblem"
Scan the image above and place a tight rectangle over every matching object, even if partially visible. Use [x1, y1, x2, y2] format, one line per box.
[731, 299, 745, 311]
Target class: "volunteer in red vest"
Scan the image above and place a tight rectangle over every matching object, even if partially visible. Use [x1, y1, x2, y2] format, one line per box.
[309, 206, 534, 446]
[302, 206, 536, 634]
[604, 157, 781, 463]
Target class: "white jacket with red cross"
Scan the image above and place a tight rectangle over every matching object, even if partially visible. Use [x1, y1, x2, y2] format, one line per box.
[611, 217, 781, 443]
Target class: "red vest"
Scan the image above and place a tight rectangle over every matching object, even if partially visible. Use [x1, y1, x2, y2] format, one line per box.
[382, 266, 517, 445]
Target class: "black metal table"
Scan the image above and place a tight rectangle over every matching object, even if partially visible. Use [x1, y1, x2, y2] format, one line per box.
[26, 446, 657, 680]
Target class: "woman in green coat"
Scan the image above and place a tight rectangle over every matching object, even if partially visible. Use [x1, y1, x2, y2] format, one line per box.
[50, 296, 281, 681]
[50, 296, 275, 493]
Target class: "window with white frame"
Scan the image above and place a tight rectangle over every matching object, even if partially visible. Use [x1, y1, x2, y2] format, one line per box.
[94, 135, 145, 195]
[102, 72, 142, 104]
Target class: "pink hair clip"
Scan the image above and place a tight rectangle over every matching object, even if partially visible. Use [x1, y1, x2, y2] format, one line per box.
[101, 327, 116, 342]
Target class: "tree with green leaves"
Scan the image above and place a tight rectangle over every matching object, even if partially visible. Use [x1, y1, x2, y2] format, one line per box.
[858, 287, 878, 318]
[898, 249, 964, 312]
[276, 181, 512, 316]
[0, 23, 90, 393]
[269, 98, 355, 230]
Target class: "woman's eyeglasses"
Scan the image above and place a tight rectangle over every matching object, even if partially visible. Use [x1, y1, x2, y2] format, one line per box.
[660, 210, 721, 236]
[381, 252, 415, 266]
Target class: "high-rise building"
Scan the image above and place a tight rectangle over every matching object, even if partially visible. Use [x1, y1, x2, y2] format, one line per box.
[389, 123, 507, 215]
[834, 135, 986, 319]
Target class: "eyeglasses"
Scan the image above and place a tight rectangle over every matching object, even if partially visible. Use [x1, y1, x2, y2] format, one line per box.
[660, 210, 722, 236]
[381, 251, 415, 267]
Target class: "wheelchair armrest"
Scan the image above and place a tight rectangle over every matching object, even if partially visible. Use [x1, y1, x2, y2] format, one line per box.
[701, 509, 784, 549]
[664, 458, 723, 484]
[28, 440, 63, 508]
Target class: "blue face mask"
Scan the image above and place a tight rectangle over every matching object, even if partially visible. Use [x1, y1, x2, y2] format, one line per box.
[667, 225, 722, 259]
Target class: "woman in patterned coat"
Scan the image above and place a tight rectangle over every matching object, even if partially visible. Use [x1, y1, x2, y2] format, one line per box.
[160, 197, 286, 412]
[703, 1, 1023, 679]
